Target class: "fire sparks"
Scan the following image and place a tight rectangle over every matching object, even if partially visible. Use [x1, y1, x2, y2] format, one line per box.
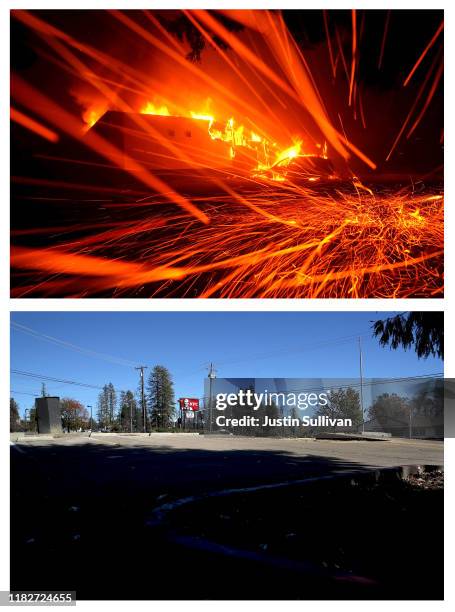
[10, 184, 443, 298]
[10, 9, 443, 298]
[11, 108, 59, 143]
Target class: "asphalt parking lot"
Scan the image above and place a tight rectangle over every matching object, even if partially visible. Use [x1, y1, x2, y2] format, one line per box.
[10, 434, 443, 599]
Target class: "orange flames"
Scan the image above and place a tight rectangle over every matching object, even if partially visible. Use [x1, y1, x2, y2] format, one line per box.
[85, 97, 315, 176]
[274, 141, 301, 165]
[82, 104, 108, 130]
[140, 101, 171, 116]
[138, 103, 275, 161]
[10, 9, 443, 298]
[190, 111, 215, 126]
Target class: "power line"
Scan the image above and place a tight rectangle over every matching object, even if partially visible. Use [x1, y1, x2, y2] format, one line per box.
[11, 321, 140, 368]
[195, 373, 444, 409]
[10, 314, 427, 404]
[195, 313, 415, 371]
[10, 313, 411, 379]
[11, 369, 104, 390]
[214, 331, 372, 368]
[10, 389, 39, 397]
[216, 374, 445, 397]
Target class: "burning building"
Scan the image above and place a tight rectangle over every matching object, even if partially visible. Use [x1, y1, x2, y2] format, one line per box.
[87, 109, 334, 185]
[89, 111, 265, 178]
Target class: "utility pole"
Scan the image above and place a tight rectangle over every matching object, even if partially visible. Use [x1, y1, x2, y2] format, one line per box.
[208, 363, 217, 433]
[359, 337, 365, 434]
[87, 405, 92, 431]
[135, 366, 148, 433]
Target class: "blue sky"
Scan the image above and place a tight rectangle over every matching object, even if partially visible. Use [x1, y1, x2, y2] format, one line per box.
[10, 311, 443, 416]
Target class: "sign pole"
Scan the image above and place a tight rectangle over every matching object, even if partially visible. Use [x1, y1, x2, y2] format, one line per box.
[359, 337, 365, 433]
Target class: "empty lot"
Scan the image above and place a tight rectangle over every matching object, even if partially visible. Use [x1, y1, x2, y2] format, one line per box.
[10, 434, 443, 599]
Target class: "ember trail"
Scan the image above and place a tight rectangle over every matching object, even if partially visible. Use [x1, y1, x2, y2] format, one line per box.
[11, 9, 444, 298]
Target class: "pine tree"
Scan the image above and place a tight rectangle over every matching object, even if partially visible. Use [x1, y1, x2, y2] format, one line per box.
[96, 385, 108, 430]
[119, 390, 137, 432]
[96, 383, 117, 431]
[107, 383, 117, 426]
[373, 312, 443, 359]
[119, 390, 127, 431]
[147, 366, 175, 429]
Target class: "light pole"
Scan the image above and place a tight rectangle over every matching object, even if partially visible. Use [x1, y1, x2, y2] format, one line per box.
[87, 405, 92, 431]
[359, 337, 365, 433]
[176, 401, 181, 430]
[135, 366, 148, 433]
[208, 363, 216, 433]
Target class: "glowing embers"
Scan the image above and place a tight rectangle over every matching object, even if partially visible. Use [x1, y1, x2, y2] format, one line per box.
[10, 185, 444, 298]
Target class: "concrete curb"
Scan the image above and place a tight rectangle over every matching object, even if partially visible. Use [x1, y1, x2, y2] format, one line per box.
[91, 432, 200, 438]
[10, 431, 202, 443]
[10, 434, 61, 442]
[314, 432, 391, 441]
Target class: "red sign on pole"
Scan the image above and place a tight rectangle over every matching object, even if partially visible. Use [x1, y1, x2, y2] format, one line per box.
[179, 398, 199, 411]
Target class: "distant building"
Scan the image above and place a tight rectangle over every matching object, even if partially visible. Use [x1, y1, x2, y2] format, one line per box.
[364, 413, 443, 439]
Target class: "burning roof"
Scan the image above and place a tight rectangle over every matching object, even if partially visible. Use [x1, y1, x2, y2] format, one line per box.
[88, 108, 327, 179]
